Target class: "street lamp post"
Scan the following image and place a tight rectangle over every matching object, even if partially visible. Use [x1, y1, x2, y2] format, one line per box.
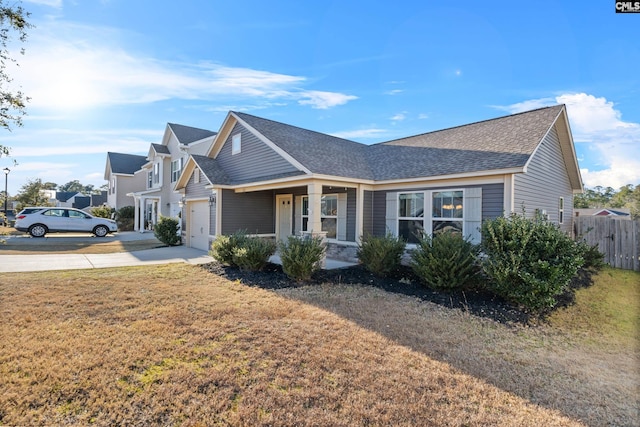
[3, 167, 9, 227]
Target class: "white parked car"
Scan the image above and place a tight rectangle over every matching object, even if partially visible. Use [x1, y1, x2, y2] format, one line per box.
[14, 207, 118, 237]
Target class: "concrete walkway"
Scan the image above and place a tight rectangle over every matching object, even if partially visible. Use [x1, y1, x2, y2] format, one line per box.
[0, 231, 214, 273]
[0, 231, 357, 273]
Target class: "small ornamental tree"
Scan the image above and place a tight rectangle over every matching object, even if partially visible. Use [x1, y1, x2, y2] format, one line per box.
[154, 216, 181, 246]
[115, 206, 135, 231]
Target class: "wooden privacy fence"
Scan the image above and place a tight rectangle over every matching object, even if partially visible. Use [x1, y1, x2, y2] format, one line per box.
[574, 216, 640, 271]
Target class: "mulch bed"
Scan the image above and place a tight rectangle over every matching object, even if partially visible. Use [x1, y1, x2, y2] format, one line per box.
[200, 262, 544, 325]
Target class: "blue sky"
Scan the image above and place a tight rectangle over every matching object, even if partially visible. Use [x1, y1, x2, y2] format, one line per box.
[2, 0, 639, 196]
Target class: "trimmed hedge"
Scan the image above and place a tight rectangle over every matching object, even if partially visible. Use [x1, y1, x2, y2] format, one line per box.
[357, 233, 405, 277]
[411, 232, 480, 290]
[481, 213, 584, 312]
[279, 235, 325, 282]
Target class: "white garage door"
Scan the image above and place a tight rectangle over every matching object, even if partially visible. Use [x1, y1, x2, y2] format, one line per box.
[189, 201, 210, 251]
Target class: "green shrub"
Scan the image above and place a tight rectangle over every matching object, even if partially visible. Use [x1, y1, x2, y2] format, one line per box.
[232, 237, 277, 271]
[153, 216, 181, 246]
[575, 241, 605, 272]
[209, 230, 250, 266]
[279, 235, 325, 281]
[91, 205, 113, 219]
[481, 213, 584, 312]
[357, 232, 405, 277]
[411, 232, 480, 290]
[116, 205, 135, 231]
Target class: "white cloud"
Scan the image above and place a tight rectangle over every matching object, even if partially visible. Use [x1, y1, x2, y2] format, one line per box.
[497, 93, 640, 188]
[330, 128, 388, 140]
[5, 128, 160, 157]
[418, 113, 429, 119]
[297, 90, 358, 109]
[24, 0, 62, 8]
[390, 112, 407, 122]
[15, 20, 357, 111]
[385, 89, 404, 95]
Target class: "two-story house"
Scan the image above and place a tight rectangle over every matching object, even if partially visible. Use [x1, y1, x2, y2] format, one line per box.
[126, 123, 217, 231]
[104, 152, 148, 210]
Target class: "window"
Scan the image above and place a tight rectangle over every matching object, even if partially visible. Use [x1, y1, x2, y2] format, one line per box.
[171, 158, 183, 183]
[432, 190, 463, 235]
[193, 167, 200, 184]
[153, 162, 160, 185]
[44, 209, 66, 217]
[110, 178, 115, 194]
[559, 197, 564, 224]
[147, 171, 153, 189]
[301, 195, 338, 238]
[398, 192, 424, 243]
[68, 210, 88, 219]
[232, 133, 241, 155]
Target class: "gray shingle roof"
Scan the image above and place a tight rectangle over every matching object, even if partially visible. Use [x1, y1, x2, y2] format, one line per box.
[168, 123, 217, 145]
[151, 143, 170, 155]
[55, 191, 79, 202]
[107, 152, 148, 174]
[191, 155, 231, 185]
[233, 105, 563, 181]
[233, 112, 374, 179]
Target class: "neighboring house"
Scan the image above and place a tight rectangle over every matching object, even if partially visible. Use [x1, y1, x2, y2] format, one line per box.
[104, 152, 148, 210]
[54, 191, 86, 208]
[124, 123, 217, 231]
[574, 208, 631, 219]
[174, 104, 583, 254]
[90, 191, 108, 208]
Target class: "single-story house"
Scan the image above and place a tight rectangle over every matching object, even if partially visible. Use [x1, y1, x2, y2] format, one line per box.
[574, 208, 631, 219]
[174, 104, 583, 260]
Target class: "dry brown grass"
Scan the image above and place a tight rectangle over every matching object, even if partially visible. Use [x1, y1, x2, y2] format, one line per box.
[0, 238, 164, 254]
[0, 264, 635, 426]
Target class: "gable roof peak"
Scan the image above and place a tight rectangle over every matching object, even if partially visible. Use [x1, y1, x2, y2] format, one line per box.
[167, 123, 217, 145]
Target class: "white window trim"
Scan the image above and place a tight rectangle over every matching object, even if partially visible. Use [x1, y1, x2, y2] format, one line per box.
[430, 189, 465, 236]
[193, 167, 200, 184]
[301, 194, 339, 238]
[171, 158, 183, 183]
[232, 133, 241, 155]
[396, 189, 467, 242]
[559, 197, 565, 224]
[397, 191, 425, 244]
[147, 171, 153, 189]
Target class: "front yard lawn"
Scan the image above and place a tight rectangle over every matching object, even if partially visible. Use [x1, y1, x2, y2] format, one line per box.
[0, 264, 637, 426]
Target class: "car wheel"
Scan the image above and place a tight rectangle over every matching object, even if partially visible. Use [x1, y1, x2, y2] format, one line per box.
[29, 224, 47, 238]
[93, 225, 109, 237]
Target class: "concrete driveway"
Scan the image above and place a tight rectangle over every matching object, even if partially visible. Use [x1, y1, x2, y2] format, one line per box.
[0, 231, 213, 273]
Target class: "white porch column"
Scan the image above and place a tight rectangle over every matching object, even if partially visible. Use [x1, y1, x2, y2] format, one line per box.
[139, 197, 146, 233]
[133, 197, 140, 232]
[307, 182, 322, 233]
[356, 185, 364, 244]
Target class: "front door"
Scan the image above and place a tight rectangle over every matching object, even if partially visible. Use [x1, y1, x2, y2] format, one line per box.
[276, 194, 293, 243]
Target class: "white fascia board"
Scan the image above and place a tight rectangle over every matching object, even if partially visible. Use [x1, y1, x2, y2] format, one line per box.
[371, 168, 524, 190]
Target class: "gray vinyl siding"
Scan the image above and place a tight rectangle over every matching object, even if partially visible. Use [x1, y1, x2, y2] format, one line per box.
[221, 189, 274, 235]
[363, 191, 374, 237]
[216, 123, 299, 182]
[185, 170, 210, 198]
[514, 125, 574, 234]
[371, 183, 504, 237]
